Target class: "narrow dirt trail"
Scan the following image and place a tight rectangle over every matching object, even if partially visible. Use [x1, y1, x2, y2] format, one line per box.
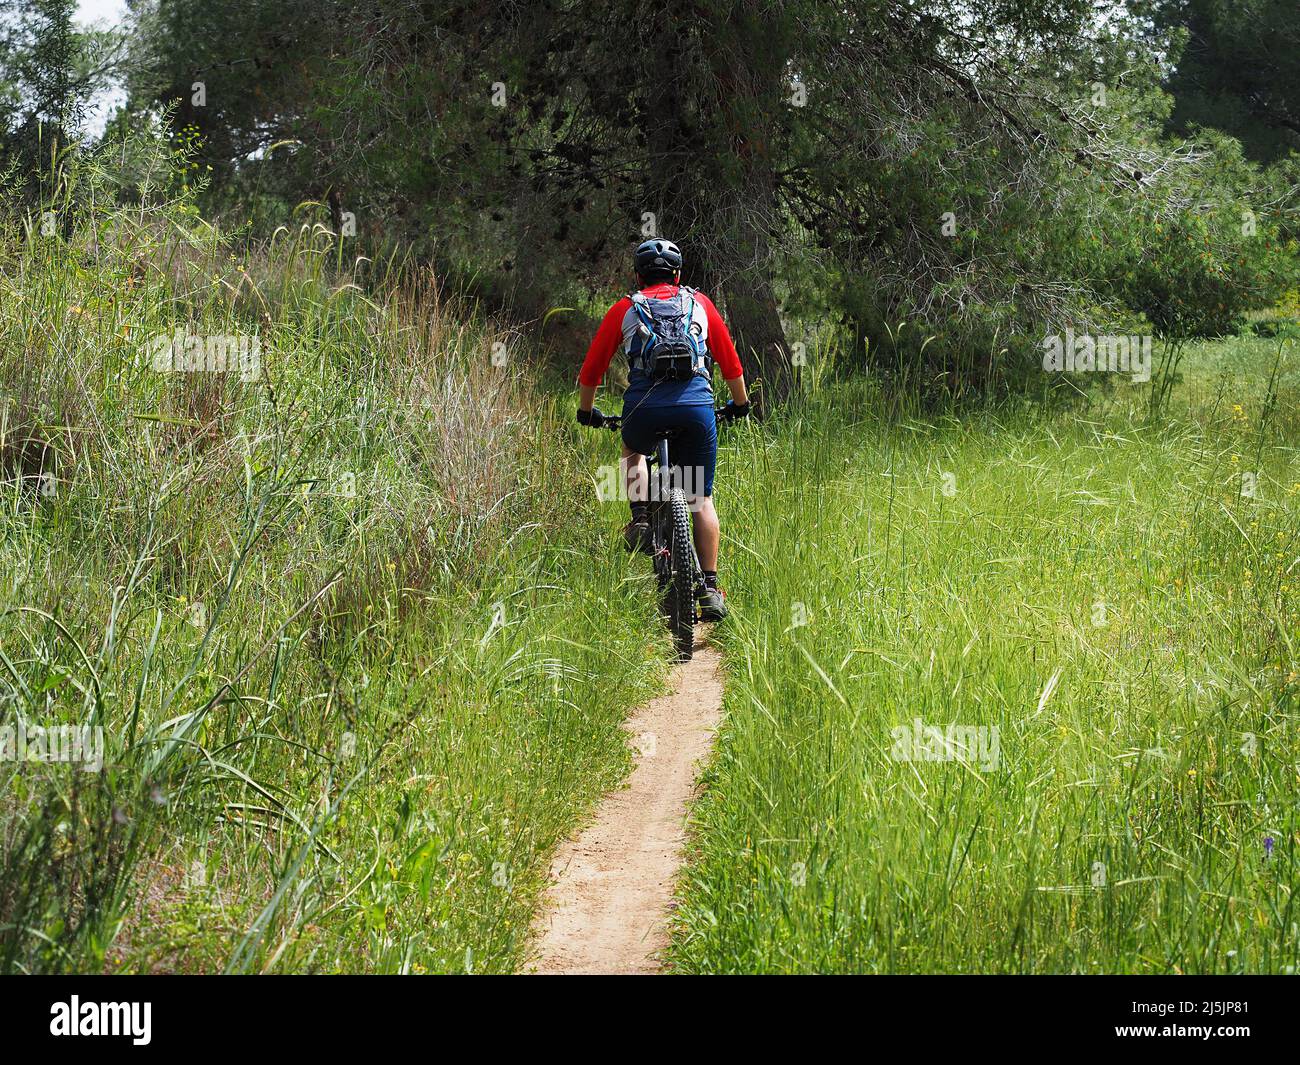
[529, 636, 724, 975]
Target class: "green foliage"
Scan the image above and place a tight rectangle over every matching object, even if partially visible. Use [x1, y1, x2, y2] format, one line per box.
[1068, 127, 1299, 339]
[1106, 213, 1293, 339]
[0, 127, 664, 973]
[671, 339, 1300, 973]
[0, 0, 123, 200]
[1157, 0, 1300, 164]
[108, 2, 1300, 402]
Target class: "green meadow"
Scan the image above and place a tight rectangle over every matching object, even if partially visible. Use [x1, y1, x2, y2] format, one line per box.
[670, 336, 1300, 973]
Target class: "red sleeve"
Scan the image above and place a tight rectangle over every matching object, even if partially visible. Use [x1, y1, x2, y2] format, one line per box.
[695, 292, 743, 380]
[577, 297, 631, 387]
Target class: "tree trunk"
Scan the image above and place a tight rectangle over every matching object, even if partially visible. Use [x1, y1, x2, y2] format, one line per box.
[633, 1, 793, 410]
[699, 1, 793, 410]
[327, 186, 344, 236]
[723, 271, 792, 410]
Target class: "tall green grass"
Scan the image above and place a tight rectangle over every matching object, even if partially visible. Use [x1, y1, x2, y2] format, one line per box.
[671, 338, 1300, 973]
[0, 133, 665, 973]
[9, 131, 1298, 976]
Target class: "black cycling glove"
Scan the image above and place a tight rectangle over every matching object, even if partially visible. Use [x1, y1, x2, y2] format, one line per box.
[722, 400, 751, 421]
[577, 406, 607, 428]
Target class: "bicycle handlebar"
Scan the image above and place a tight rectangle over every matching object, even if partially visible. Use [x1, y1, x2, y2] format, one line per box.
[589, 406, 740, 433]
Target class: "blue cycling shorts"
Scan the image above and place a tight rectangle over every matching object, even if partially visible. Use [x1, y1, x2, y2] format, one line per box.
[620, 400, 717, 498]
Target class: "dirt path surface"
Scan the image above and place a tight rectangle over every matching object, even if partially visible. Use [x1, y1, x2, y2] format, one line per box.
[529, 637, 724, 975]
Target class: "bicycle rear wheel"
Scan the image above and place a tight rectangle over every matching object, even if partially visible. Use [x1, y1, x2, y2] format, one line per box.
[662, 487, 695, 661]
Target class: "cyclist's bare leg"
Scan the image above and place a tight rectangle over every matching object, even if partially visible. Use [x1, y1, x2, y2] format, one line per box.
[622, 446, 648, 506]
[691, 495, 720, 571]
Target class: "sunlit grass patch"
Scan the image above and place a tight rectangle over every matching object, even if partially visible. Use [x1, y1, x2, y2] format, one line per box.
[672, 349, 1299, 973]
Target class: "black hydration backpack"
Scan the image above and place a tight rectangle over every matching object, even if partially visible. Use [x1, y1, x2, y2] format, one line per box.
[627, 286, 710, 383]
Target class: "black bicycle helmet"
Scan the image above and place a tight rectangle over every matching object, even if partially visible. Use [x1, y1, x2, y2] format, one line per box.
[634, 238, 683, 279]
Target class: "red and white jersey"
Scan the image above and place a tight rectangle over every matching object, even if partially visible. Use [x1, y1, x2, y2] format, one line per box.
[578, 282, 744, 388]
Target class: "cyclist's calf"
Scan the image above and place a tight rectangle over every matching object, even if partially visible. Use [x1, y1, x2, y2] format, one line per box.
[692, 495, 720, 572]
[621, 446, 649, 503]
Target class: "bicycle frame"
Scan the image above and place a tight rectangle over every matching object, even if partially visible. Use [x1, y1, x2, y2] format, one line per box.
[645, 434, 704, 592]
[595, 405, 735, 659]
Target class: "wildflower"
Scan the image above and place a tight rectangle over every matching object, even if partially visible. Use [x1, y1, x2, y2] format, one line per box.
[1265, 837, 1275, 860]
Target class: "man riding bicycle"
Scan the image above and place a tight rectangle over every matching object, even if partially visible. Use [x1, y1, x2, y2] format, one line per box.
[576, 238, 750, 621]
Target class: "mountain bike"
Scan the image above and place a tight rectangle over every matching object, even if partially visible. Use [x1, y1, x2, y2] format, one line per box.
[597, 408, 732, 662]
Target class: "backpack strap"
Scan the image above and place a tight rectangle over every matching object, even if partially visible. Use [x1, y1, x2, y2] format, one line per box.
[628, 291, 657, 337]
[677, 287, 711, 377]
[627, 291, 657, 375]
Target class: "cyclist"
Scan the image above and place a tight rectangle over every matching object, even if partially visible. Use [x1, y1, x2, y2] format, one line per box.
[576, 238, 750, 621]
